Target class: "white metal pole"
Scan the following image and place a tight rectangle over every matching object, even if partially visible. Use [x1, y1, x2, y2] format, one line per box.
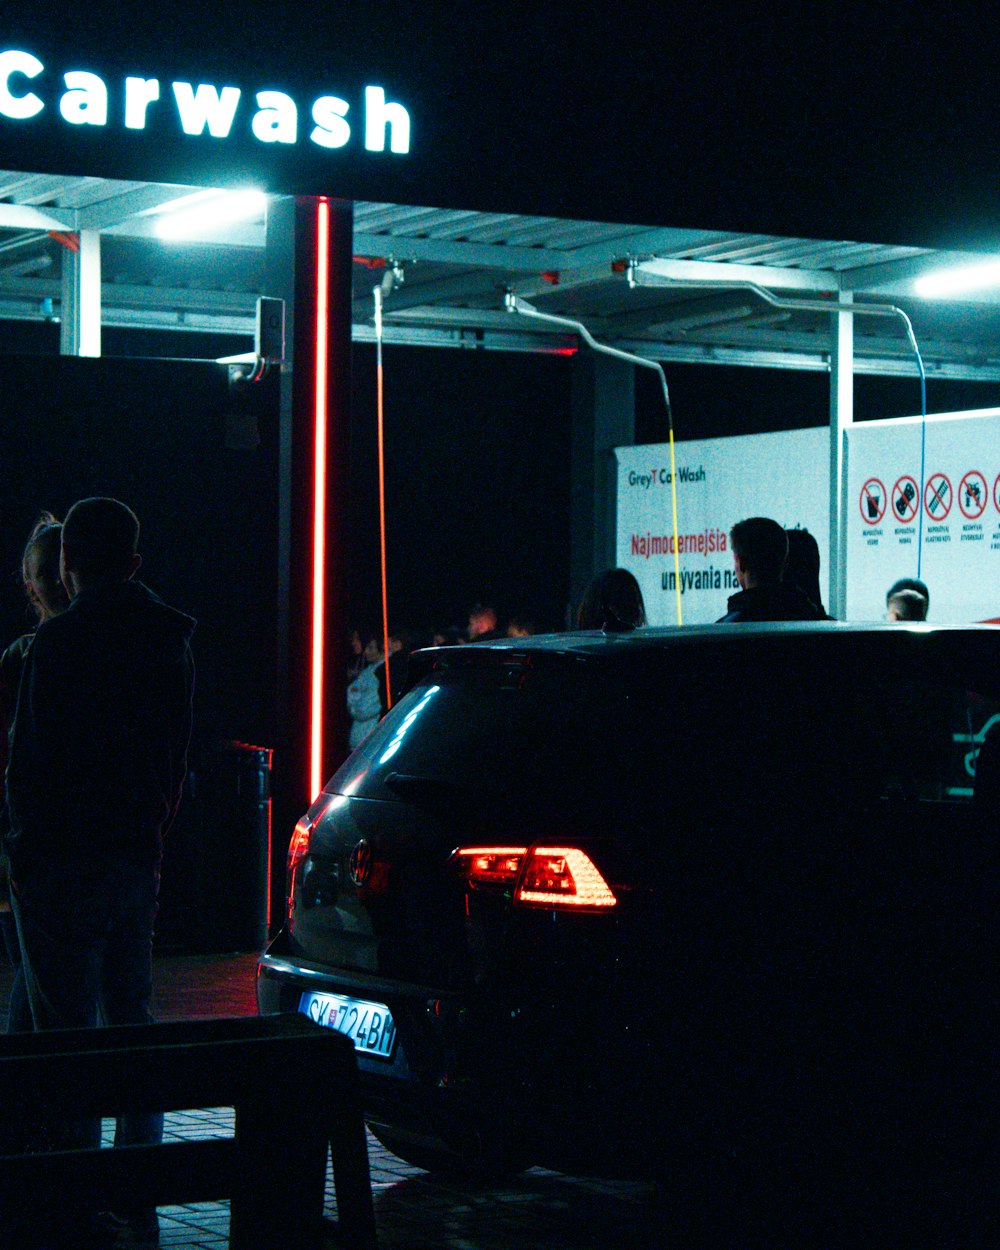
[59, 229, 102, 357]
[829, 290, 853, 618]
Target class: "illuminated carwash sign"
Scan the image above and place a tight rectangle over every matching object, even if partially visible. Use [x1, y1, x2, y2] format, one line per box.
[0, 49, 411, 154]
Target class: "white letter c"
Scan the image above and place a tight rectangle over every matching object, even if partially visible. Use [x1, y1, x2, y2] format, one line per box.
[0, 50, 44, 120]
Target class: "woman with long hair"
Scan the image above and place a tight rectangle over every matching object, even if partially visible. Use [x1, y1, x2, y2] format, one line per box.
[576, 567, 647, 632]
[0, 511, 69, 1032]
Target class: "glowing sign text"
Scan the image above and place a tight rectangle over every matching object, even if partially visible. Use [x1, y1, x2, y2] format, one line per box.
[0, 49, 411, 154]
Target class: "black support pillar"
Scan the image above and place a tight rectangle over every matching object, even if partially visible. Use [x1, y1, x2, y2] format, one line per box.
[265, 196, 353, 908]
[569, 351, 636, 623]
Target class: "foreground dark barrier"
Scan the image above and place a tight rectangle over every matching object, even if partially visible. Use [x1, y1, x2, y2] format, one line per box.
[0, 1014, 377, 1249]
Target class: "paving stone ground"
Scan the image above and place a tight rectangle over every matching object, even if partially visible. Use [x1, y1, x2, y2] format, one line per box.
[2, 950, 658, 1248]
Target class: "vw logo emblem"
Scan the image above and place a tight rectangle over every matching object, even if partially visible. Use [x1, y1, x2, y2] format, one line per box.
[348, 839, 372, 887]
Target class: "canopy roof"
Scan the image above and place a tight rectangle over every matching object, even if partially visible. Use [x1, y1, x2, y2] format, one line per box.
[2, 169, 1000, 382]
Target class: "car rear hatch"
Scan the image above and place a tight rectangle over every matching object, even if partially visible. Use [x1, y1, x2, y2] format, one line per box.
[286, 646, 646, 990]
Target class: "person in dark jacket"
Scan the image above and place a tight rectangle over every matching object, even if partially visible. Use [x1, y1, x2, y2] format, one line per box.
[718, 517, 826, 623]
[4, 497, 194, 1244]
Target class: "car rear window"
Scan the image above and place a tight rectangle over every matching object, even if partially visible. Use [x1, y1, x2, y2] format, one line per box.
[329, 635, 1000, 822]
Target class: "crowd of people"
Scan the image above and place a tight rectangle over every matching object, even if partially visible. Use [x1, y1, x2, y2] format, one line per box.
[347, 516, 932, 746]
[0, 500, 194, 1249]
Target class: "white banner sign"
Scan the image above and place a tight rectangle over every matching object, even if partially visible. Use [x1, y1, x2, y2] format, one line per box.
[616, 428, 829, 626]
[845, 408, 1000, 623]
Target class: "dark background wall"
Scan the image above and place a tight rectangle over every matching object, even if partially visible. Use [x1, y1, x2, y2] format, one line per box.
[8, 5, 1000, 253]
[348, 343, 573, 638]
[5, 343, 997, 663]
[0, 355, 280, 756]
[634, 366, 1000, 443]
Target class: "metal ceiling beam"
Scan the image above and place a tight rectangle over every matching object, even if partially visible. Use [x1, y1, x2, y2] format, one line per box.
[0, 275, 256, 315]
[0, 203, 72, 230]
[560, 226, 725, 268]
[74, 184, 198, 230]
[362, 269, 505, 315]
[637, 257, 840, 293]
[594, 294, 757, 337]
[842, 251, 960, 292]
[352, 231, 568, 272]
[511, 262, 621, 301]
[613, 337, 1000, 381]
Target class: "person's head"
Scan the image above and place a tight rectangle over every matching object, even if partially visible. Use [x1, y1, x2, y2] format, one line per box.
[467, 603, 498, 640]
[886, 577, 929, 618]
[783, 527, 824, 612]
[361, 629, 384, 665]
[886, 588, 928, 622]
[730, 517, 789, 589]
[60, 497, 141, 597]
[577, 568, 646, 632]
[507, 616, 534, 639]
[22, 512, 69, 622]
[388, 628, 412, 656]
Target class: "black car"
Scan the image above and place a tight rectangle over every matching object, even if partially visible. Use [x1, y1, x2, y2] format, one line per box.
[258, 624, 998, 1239]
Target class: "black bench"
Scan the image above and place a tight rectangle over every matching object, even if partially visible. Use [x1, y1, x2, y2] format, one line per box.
[0, 1013, 378, 1249]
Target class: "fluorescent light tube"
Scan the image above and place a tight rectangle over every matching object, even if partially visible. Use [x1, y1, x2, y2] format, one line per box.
[154, 189, 267, 240]
[914, 261, 1000, 298]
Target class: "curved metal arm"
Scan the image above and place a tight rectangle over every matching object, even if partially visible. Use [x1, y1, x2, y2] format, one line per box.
[630, 264, 930, 581]
[504, 291, 684, 624]
[505, 292, 674, 434]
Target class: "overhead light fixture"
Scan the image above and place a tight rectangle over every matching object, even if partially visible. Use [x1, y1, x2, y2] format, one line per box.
[914, 260, 1000, 299]
[152, 189, 267, 240]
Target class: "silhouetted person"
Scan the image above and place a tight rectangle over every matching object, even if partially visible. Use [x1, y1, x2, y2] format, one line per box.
[886, 578, 929, 621]
[4, 497, 194, 1247]
[467, 602, 501, 641]
[346, 629, 383, 750]
[719, 517, 825, 622]
[0, 512, 69, 1037]
[577, 568, 646, 632]
[783, 527, 830, 618]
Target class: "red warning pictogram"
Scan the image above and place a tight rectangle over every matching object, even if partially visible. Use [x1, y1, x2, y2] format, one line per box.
[993, 472, 1000, 516]
[891, 475, 919, 523]
[860, 478, 886, 525]
[923, 472, 952, 520]
[959, 470, 987, 520]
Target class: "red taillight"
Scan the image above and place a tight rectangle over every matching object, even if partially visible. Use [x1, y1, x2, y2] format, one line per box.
[453, 846, 527, 886]
[287, 817, 312, 877]
[514, 846, 617, 909]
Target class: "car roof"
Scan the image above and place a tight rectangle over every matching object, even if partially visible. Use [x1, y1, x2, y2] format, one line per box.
[407, 621, 1000, 693]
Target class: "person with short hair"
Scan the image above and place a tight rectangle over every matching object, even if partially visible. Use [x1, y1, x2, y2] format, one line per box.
[886, 588, 928, 622]
[886, 577, 929, 622]
[4, 497, 195, 1247]
[719, 517, 825, 622]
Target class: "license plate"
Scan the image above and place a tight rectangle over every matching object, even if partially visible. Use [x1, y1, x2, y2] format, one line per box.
[298, 991, 397, 1059]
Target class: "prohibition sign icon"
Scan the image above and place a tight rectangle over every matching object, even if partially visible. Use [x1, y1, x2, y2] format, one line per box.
[891, 475, 919, 523]
[859, 477, 886, 525]
[994, 472, 1000, 515]
[924, 472, 952, 520]
[959, 470, 988, 520]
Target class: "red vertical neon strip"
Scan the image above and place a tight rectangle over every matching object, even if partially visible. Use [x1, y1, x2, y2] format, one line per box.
[310, 199, 330, 799]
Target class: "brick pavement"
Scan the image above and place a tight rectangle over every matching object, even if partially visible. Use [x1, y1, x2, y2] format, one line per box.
[2, 951, 658, 1248]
